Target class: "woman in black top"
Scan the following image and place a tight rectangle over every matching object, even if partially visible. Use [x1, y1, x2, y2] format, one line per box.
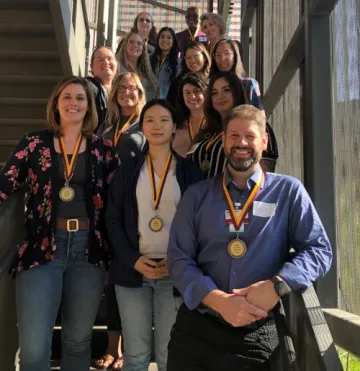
[0, 76, 118, 371]
[106, 99, 203, 371]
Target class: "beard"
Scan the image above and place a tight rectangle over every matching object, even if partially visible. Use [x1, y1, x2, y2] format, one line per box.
[225, 146, 261, 172]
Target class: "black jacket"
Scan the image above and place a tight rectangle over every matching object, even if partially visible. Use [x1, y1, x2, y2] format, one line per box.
[87, 77, 108, 131]
[106, 150, 204, 287]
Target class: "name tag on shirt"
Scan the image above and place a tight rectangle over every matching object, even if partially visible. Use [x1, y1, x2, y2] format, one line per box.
[253, 201, 276, 217]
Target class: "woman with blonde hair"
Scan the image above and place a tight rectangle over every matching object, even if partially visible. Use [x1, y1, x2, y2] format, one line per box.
[200, 12, 226, 53]
[116, 31, 158, 101]
[95, 72, 146, 370]
[98, 72, 147, 160]
[0, 76, 119, 371]
[131, 12, 158, 49]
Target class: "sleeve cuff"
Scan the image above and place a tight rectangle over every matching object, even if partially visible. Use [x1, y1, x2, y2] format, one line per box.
[183, 276, 218, 310]
[278, 263, 309, 293]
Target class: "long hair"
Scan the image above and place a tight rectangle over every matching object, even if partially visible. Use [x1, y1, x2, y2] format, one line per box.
[47, 76, 97, 137]
[138, 99, 177, 131]
[199, 71, 249, 140]
[105, 72, 146, 128]
[179, 41, 211, 78]
[116, 31, 158, 91]
[175, 73, 209, 129]
[210, 39, 246, 77]
[150, 27, 178, 81]
[131, 12, 158, 47]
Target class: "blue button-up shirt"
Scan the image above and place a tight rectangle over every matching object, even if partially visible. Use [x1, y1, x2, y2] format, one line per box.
[168, 165, 333, 310]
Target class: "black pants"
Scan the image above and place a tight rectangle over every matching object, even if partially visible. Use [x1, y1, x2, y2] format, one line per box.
[106, 283, 122, 333]
[167, 304, 279, 371]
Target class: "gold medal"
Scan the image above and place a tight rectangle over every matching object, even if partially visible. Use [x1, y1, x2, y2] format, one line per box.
[59, 186, 75, 202]
[200, 159, 210, 173]
[228, 239, 247, 258]
[149, 216, 163, 232]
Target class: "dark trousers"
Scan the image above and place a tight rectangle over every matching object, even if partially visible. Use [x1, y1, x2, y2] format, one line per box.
[167, 304, 279, 371]
[106, 283, 122, 333]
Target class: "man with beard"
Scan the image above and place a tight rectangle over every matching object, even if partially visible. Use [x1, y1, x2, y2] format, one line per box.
[167, 105, 332, 371]
[176, 6, 209, 56]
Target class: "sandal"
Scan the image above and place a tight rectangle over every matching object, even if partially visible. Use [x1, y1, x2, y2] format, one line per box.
[112, 356, 123, 370]
[94, 354, 115, 369]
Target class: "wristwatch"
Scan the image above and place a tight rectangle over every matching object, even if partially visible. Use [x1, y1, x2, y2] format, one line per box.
[271, 276, 291, 297]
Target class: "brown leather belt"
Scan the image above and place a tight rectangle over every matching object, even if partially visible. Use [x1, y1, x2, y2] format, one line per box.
[56, 218, 89, 232]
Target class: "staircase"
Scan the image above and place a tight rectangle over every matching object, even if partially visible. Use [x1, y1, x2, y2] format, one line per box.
[0, 0, 63, 166]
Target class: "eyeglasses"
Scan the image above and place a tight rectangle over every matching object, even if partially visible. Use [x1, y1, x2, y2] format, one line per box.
[213, 51, 234, 58]
[185, 53, 202, 62]
[139, 17, 151, 23]
[118, 85, 138, 93]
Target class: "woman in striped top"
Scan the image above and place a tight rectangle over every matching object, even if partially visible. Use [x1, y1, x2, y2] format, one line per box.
[116, 31, 158, 101]
[187, 71, 249, 177]
[173, 73, 209, 157]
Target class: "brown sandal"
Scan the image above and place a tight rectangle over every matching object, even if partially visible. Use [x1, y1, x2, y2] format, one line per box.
[112, 356, 123, 370]
[94, 354, 115, 369]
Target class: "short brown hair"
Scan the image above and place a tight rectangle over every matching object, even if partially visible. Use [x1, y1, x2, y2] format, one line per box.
[223, 105, 266, 134]
[46, 76, 98, 137]
[105, 72, 146, 127]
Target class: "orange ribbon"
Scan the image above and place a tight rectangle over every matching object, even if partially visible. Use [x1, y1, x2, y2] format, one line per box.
[188, 115, 205, 141]
[147, 153, 173, 210]
[59, 134, 83, 181]
[221, 169, 263, 231]
[113, 112, 136, 147]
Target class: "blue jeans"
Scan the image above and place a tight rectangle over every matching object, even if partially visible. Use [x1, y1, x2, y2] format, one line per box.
[16, 229, 105, 371]
[115, 277, 180, 371]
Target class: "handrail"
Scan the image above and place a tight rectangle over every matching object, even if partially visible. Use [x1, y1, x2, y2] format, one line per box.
[80, 0, 91, 76]
[274, 285, 343, 370]
[0, 188, 26, 278]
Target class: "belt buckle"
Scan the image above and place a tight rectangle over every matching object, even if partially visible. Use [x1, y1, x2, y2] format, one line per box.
[66, 219, 79, 232]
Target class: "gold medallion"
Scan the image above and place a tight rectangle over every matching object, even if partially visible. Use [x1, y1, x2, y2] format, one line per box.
[59, 186, 75, 202]
[149, 216, 163, 232]
[200, 159, 210, 173]
[228, 239, 247, 258]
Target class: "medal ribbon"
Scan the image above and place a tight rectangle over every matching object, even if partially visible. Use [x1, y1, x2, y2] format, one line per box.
[188, 115, 205, 141]
[147, 153, 172, 210]
[221, 169, 263, 231]
[188, 28, 195, 41]
[113, 112, 136, 147]
[159, 57, 167, 72]
[59, 134, 83, 181]
[205, 132, 222, 152]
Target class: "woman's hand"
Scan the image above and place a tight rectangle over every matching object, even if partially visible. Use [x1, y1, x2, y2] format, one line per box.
[134, 256, 162, 279]
[157, 258, 168, 278]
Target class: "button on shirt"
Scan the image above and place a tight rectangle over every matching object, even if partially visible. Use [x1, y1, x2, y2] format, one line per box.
[168, 165, 333, 310]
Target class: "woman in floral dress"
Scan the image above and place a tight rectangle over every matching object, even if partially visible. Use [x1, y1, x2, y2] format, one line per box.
[0, 76, 119, 371]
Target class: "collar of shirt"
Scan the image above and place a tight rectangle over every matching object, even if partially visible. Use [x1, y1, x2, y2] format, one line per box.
[224, 164, 263, 191]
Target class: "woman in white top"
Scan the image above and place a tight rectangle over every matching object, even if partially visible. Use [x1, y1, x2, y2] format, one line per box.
[106, 99, 203, 371]
[116, 31, 158, 101]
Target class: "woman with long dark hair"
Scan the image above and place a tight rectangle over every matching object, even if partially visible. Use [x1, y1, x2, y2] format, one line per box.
[166, 41, 211, 108]
[173, 73, 208, 157]
[106, 99, 203, 371]
[150, 27, 180, 99]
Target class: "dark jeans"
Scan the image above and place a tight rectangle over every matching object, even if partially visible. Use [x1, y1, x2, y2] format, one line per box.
[16, 229, 105, 371]
[167, 304, 279, 371]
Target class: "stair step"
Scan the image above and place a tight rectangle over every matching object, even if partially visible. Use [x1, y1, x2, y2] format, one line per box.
[0, 140, 18, 162]
[0, 24, 53, 36]
[0, 98, 47, 119]
[0, 75, 61, 98]
[0, 9, 51, 24]
[0, 119, 47, 140]
[0, 51, 62, 76]
[0, 0, 48, 10]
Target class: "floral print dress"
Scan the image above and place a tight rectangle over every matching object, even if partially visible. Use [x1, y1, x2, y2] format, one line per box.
[0, 130, 119, 276]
